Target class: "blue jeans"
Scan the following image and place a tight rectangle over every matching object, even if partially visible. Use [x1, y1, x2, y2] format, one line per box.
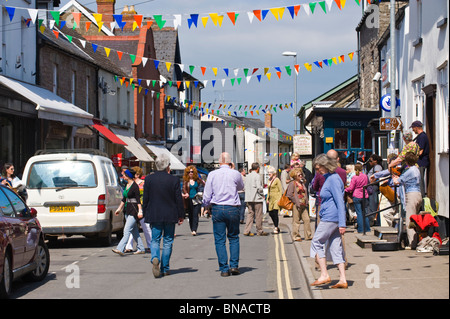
[151, 222, 176, 274]
[239, 192, 246, 222]
[211, 205, 240, 273]
[353, 197, 371, 233]
[117, 214, 145, 252]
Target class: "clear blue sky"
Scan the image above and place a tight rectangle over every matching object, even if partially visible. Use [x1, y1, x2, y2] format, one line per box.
[60, 0, 364, 135]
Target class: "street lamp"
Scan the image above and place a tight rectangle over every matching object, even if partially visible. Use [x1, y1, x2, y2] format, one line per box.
[282, 51, 298, 134]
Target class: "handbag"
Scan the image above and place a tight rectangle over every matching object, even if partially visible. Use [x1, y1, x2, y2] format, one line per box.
[277, 189, 294, 210]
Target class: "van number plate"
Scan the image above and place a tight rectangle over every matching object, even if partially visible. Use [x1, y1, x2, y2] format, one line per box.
[49, 206, 75, 213]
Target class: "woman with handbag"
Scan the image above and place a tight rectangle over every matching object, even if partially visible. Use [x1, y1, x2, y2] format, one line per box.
[182, 166, 205, 236]
[345, 163, 371, 233]
[266, 166, 283, 234]
[112, 168, 145, 255]
[286, 168, 312, 241]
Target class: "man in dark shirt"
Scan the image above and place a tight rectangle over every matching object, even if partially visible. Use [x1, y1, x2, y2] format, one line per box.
[410, 120, 430, 196]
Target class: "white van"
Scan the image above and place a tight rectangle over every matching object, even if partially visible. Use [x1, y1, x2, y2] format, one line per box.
[22, 150, 124, 246]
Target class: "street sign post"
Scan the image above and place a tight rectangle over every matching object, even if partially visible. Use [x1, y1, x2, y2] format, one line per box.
[380, 117, 403, 131]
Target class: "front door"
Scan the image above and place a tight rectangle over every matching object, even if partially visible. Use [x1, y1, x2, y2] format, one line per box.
[423, 84, 436, 199]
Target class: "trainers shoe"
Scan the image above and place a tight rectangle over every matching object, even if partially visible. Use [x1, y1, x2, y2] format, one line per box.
[243, 232, 255, 236]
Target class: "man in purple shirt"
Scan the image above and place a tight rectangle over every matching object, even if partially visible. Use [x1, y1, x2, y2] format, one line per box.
[203, 152, 245, 277]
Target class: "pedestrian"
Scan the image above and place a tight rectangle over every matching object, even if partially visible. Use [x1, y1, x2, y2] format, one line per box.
[238, 168, 246, 224]
[392, 152, 422, 249]
[370, 154, 400, 227]
[286, 167, 312, 241]
[266, 166, 282, 234]
[310, 153, 348, 289]
[244, 162, 268, 236]
[280, 164, 291, 192]
[410, 120, 430, 196]
[280, 164, 292, 217]
[125, 166, 152, 253]
[202, 152, 244, 277]
[1, 163, 24, 193]
[345, 163, 371, 233]
[388, 130, 420, 169]
[312, 167, 326, 222]
[119, 165, 129, 188]
[112, 168, 145, 256]
[366, 154, 383, 226]
[326, 149, 347, 185]
[345, 164, 357, 223]
[298, 159, 313, 189]
[290, 152, 301, 168]
[182, 165, 205, 236]
[143, 154, 184, 278]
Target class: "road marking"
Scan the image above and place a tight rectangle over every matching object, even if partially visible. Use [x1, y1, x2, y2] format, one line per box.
[274, 232, 294, 299]
[274, 232, 284, 299]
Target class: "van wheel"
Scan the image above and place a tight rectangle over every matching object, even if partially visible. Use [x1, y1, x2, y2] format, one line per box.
[99, 220, 113, 247]
[0, 252, 12, 299]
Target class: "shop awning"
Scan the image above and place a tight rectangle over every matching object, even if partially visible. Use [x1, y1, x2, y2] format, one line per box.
[110, 127, 154, 162]
[146, 144, 186, 170]
[92, 120, 127, 145]
[0, 75, 93, 126]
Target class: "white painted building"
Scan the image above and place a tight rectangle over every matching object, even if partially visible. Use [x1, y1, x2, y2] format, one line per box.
[0, 0, 37, 84]
[379, 0, 449, 218]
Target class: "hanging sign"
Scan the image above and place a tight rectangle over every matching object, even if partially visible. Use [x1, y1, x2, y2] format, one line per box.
[380, 94, 400, 112]
[380, 117, 403, 131]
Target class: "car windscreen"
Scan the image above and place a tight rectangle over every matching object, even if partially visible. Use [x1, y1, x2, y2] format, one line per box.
[27, 160, 97, 189]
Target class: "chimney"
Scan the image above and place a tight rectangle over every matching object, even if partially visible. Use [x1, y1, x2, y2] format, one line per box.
[121, 4, 138, 30]
[264, 112, 272, 128]
[96, 0, 115, 23]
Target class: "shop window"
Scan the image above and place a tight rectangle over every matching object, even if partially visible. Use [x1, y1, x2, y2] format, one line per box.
[167, 109, 174, 140]
[334, 128, 348, 149]
[350, 130, 361, 148]
[364, 129, 372, 150]
[0, 117, 13, 164]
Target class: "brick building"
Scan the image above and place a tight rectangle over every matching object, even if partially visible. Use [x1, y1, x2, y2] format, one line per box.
[356, 1, 408, 110]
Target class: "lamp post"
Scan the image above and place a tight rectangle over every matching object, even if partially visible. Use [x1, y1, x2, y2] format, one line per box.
[283, 51, 298, 134]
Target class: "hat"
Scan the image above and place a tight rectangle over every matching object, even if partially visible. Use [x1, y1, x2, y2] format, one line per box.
[410, 120, 423, 128]
[124, 169, 136, 179]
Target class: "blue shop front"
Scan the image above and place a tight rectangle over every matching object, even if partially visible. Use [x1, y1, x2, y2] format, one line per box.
[306, 108, 381, 165]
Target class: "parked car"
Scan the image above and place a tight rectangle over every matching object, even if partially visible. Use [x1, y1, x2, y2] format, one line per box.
[21, 149, 124, 246]
[0, 184, 50, 298]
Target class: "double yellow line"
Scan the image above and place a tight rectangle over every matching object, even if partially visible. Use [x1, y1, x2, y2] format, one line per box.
[274, 232, 294, 299]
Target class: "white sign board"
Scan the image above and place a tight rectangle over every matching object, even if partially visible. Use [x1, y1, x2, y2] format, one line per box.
[293, 134, 312, 155]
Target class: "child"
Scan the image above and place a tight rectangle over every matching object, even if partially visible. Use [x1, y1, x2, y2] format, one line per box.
[290, 152, 301, 168]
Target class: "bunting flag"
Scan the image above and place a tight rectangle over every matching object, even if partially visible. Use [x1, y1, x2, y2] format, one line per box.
[4, 0, 369, 31]
[41, 24, 356, 83]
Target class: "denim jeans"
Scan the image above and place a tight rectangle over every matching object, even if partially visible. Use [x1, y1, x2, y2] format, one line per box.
[239, 192, 246, 222]
[150, 222, 176, 274]
[353, 197, 371, 233]
[211, 205, 240, 273]
[117, 214, 145, 252]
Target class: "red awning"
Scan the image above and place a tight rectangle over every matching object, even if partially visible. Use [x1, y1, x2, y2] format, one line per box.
[92, 120, 127, 145]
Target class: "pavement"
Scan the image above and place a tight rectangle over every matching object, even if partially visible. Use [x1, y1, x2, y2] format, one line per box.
[279, 216, 449, 299]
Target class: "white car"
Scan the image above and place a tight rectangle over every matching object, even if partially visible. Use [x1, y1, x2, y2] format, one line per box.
[21, 150, 124, 246]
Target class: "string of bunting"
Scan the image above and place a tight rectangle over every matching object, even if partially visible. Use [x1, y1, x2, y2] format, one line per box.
[114, 73, 295, 118]
[39, 25, 355, 83]
[4, 1, 371, 31]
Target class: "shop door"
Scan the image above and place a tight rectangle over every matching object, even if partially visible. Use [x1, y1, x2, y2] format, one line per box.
[424, 84, 436, 199]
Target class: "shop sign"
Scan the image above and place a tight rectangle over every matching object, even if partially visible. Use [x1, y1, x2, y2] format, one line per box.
[380, 117, 403, 131]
